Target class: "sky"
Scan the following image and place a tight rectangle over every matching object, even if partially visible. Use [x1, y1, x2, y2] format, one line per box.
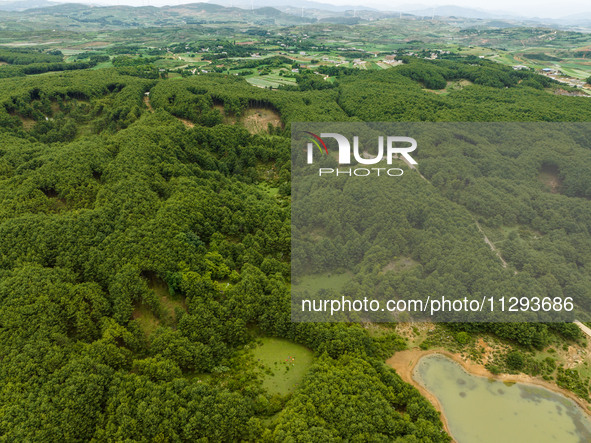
[51, 0, 591, 19]
[391, 1, 590, 18]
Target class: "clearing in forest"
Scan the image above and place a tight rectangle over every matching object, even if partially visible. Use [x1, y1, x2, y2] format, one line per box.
[212, 103, 282, 134]
[212, 103, 236, 125]
[242, 107, 282, 133]
[539, 163, 562, 193]
[381, 256, 419, 274]
[133, 272, 186, 336]
[143, 95, 153, 112]
[294, 271, 352, 295]
[251, 338, 314, 396]
[424, 79, 473, 95]
[11, 112, 36, 130]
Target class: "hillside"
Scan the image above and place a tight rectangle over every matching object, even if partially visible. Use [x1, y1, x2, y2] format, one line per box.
[0, 51, 590, 438]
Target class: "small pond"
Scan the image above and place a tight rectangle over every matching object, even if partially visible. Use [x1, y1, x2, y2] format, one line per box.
[414, 354, 591, 442]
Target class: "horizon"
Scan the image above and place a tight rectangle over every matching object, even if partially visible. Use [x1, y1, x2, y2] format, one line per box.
[18, 0, 591, 20]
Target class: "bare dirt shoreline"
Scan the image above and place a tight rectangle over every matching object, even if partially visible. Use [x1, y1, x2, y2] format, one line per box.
[386, 348, 591, 442]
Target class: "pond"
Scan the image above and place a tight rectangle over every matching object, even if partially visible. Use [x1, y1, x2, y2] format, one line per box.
[414, 354, 591, 443]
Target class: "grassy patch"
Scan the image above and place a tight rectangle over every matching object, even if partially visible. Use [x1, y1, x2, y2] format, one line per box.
[133, 272, 187, 336]
[258, 182, 279, 196]
[424, 79, 473, 95]
[381, 256, 418, 274]
[14, 114, 36, 131]
[294, 271, 352, 294]
[251, 337, 314, 396]
[242, 107, 282, 133]
[132, 304, 160, 337]
[212, 103, 236, 125]
[91, 60, 113, 70]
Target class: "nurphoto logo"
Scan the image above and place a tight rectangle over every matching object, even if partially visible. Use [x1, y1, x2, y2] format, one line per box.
[303, 131, 418, 177]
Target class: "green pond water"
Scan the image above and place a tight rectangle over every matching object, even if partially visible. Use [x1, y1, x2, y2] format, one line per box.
[414, 354, 591, 443]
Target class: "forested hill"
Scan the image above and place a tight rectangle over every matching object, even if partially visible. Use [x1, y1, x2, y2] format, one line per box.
[0, 2, 314, 30]
[0, 57, 590, 440]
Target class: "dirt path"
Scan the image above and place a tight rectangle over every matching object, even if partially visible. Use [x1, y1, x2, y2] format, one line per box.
[474, 220, 509, 268]
[143, 95, 153, 113]
[177, 118, 194, 128]
[411, 164, 508, 267]
[386, 348, 591, 442]
[575, 320, 591, 338]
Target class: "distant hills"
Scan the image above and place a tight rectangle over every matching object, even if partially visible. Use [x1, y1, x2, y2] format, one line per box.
[0, 1, 317, 28]
[0, 0, 57, 11]
[406, 5, 514, 20]
[210, 0, 377, 13]
[1, 0, 591, 30]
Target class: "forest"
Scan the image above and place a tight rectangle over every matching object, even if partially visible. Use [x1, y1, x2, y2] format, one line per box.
[1, 54, 591, 440]
[0, 48, 98, 79]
